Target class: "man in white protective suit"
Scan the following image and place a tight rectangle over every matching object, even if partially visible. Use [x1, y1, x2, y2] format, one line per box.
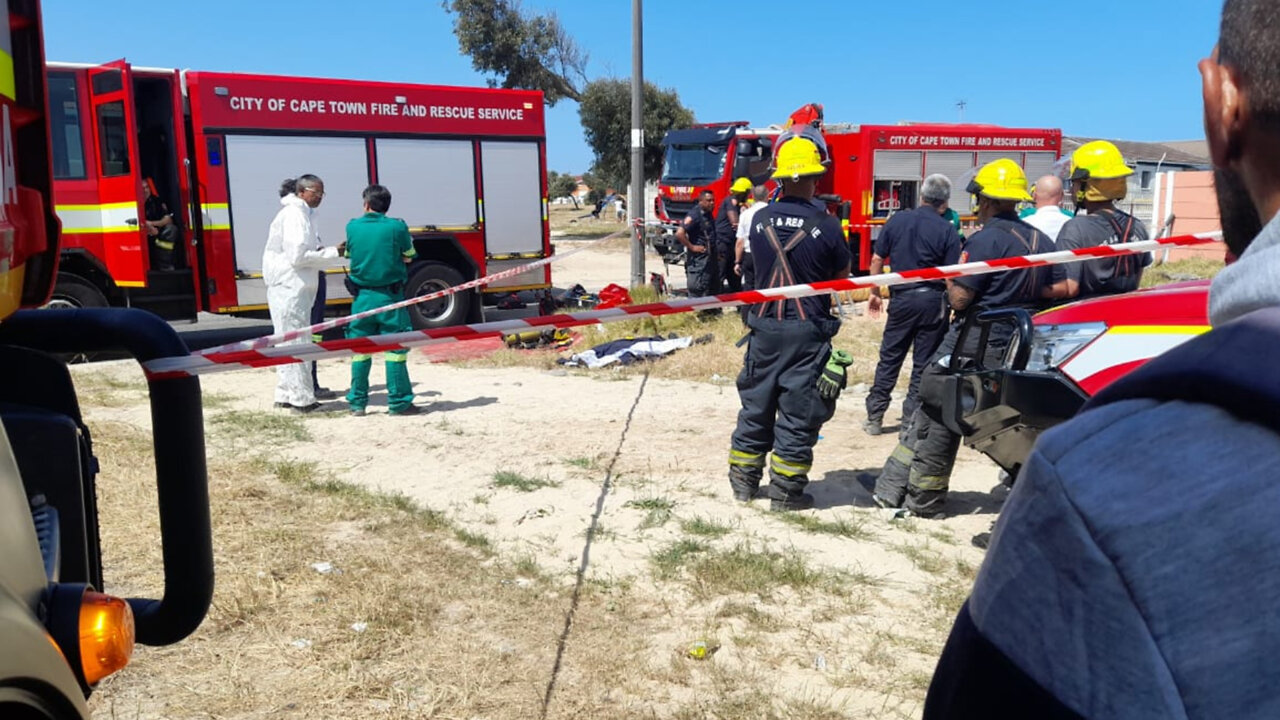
[263, 174, 341, 412]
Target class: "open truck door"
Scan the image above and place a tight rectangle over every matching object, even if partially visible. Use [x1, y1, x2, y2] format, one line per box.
[84, 60, 147, 287]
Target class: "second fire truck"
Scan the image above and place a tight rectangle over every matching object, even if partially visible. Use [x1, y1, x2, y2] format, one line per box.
[48, 60, 553, 328]
[654, 111, 1062, 274]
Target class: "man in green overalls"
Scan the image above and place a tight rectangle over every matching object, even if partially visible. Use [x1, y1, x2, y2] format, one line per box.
[340, 184, 420, 416]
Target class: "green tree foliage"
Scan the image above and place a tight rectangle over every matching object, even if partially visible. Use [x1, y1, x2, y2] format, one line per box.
[547, 170, 580, 208]
[578, 79, 695, 191]
[579, 171, 606, 207]
[441, 0, 586, 105]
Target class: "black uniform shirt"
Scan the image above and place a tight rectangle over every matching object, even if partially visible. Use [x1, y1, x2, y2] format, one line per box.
[748, 196, 852, 319]
[682, 204, 716, 248]
[715, 196, 739, 247]
[144, 195, 171, 223]
[1052, 210, 1151, 297]
[953, 213, 1053, 313]
[874, 205, 963, 291]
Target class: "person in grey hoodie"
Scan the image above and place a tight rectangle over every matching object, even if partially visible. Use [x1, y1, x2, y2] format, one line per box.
[923, 1, 1280, 717]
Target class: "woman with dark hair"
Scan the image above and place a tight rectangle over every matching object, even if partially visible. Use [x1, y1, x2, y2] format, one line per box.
[263, 174, 340, 411]
[278, 176, 335, 398]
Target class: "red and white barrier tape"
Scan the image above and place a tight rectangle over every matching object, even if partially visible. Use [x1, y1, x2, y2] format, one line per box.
[198, 227, 631, 356]
[147, 231, 1222, 378]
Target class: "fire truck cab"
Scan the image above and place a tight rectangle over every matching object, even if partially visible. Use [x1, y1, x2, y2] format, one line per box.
[654, 118, 1062, 275]
[47, 60, 552, 328]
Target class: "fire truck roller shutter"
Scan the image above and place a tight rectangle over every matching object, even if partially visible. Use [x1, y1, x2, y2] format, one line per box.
[925, 151, 978, 215]
[375, 139, 477, 230]
[223, 135, 367, 308]
[1023, 151, 1059, 189]
[480, 141, 545, 290]
[976, 151, 1021, 168]
[873, 151, 924, 180]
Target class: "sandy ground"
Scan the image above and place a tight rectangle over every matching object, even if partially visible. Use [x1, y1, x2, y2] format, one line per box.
[80, 238, 1007, 717]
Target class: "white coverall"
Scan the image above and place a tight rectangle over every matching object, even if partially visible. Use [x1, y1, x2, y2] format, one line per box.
[263, 194, 338, 407]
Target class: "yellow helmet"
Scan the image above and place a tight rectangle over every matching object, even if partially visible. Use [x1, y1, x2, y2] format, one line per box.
[1069, 140, 1133, 181]
[966, 159, 1033, 202]
[771, 136, 827, 181]
[730, 177, 753, 194]
[1069, 141, 1131, 202]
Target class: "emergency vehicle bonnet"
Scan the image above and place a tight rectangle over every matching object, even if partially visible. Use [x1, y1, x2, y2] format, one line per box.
[965, 158, 1033, 211]
[1068, 140, 1132, 203]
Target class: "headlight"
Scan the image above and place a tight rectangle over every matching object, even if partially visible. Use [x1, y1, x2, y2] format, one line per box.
[1025, 322, 1107, 371]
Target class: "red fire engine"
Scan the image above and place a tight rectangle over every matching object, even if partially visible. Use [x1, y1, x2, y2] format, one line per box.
[47, 60, 553, 328]
[654, 114, 1062, 273]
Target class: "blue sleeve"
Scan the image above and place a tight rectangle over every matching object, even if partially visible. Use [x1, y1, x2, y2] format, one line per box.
[953, 233, 994, 293]
[873, 215, 896, 259]
[943, 226, 962, 265]
[1054, 219, 1087, 283]
[827, 217, 853, 271]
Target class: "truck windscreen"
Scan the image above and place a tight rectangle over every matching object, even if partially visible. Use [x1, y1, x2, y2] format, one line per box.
[662, 144, 728, 184]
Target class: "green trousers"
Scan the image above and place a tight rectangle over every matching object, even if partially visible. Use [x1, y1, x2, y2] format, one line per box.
[346, 287, 414, 412]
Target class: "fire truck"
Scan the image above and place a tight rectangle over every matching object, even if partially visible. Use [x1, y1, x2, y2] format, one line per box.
[653, 115, 1062, 273]
[1, 0, 213, 717]
[47, 61, 552, 328]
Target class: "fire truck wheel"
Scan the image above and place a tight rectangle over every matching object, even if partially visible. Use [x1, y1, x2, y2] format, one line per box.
[46, 274, 108, 310]
[406, 262, 470, 329]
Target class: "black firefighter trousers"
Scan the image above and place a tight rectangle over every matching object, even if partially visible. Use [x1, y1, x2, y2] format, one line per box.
[729, 315, 840, 500]
[865, 287, 947, 424]
[873, 322, 1009, 517]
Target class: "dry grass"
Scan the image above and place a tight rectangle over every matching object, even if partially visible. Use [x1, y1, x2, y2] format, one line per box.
[79, 362, 978, 719]
[1141, 256, 1224, 288]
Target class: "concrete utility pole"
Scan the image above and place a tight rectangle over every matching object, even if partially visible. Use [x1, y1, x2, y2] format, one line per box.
[629, 0, 645, 288]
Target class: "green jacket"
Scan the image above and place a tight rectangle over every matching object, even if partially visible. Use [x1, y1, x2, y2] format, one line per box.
[344, 212, 417, 288]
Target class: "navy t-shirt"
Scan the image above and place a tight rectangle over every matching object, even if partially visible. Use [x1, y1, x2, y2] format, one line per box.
[715, 196, 739, 247]
[1052, 210, 1151, 297]
[747, 196, 852, 319]
[953, 213, 1054, 313]
[681, 204, 716, 248]
[874, 205, 963, 291]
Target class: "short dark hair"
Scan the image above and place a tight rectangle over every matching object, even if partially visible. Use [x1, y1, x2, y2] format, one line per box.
[363, 184, 392, 213]
[296, 174, 323, 193]
[700, 190, 715, 200]
[1220, 0, 1280, 128]
[279, 178, 297, 198]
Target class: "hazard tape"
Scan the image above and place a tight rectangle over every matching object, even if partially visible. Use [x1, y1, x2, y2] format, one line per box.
[199, 226, 632, 356]
[147, 231, 1222, 379]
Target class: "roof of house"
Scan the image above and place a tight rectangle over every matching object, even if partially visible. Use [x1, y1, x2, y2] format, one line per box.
[1063, 136, 1210, 167]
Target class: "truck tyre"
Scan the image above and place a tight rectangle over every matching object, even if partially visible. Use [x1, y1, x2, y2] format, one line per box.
[46, 274, 108, 310]
[405, 261, 471, 329]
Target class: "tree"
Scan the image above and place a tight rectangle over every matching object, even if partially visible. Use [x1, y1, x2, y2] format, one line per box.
[441, 0, 586, 105]
[578, 79, 695, 191]
[547, 171, 580, 208]
[580, 171, 605, 207]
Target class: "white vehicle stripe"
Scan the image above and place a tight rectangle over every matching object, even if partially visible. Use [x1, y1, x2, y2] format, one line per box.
[1061, 328, 1207, 385]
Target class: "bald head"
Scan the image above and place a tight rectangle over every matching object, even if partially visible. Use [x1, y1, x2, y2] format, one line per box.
[1033, 175, 1064, 208]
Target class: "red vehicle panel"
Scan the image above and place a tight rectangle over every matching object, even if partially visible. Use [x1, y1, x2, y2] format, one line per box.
[48, 62, 550, 328]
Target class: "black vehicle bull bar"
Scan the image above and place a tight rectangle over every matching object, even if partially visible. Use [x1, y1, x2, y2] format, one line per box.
[939, 308, 1089, 478]
[0, 308, 212, 646]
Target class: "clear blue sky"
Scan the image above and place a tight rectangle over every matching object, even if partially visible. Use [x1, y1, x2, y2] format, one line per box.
[46, 0, 1221, 175]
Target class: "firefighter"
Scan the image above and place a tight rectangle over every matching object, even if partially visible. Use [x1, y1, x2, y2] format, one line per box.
[142, 177, 180, 271]
[863, 174, 962, 436]
[340, 184, 421, 416]
[264, 174, 341, 412]
[872, 159, 1053, 518]
[1044, 140, 1151, 301]
[727, 131, 853, 512]
[716, 177, 752, 293]
[675, 190, 719, 300]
